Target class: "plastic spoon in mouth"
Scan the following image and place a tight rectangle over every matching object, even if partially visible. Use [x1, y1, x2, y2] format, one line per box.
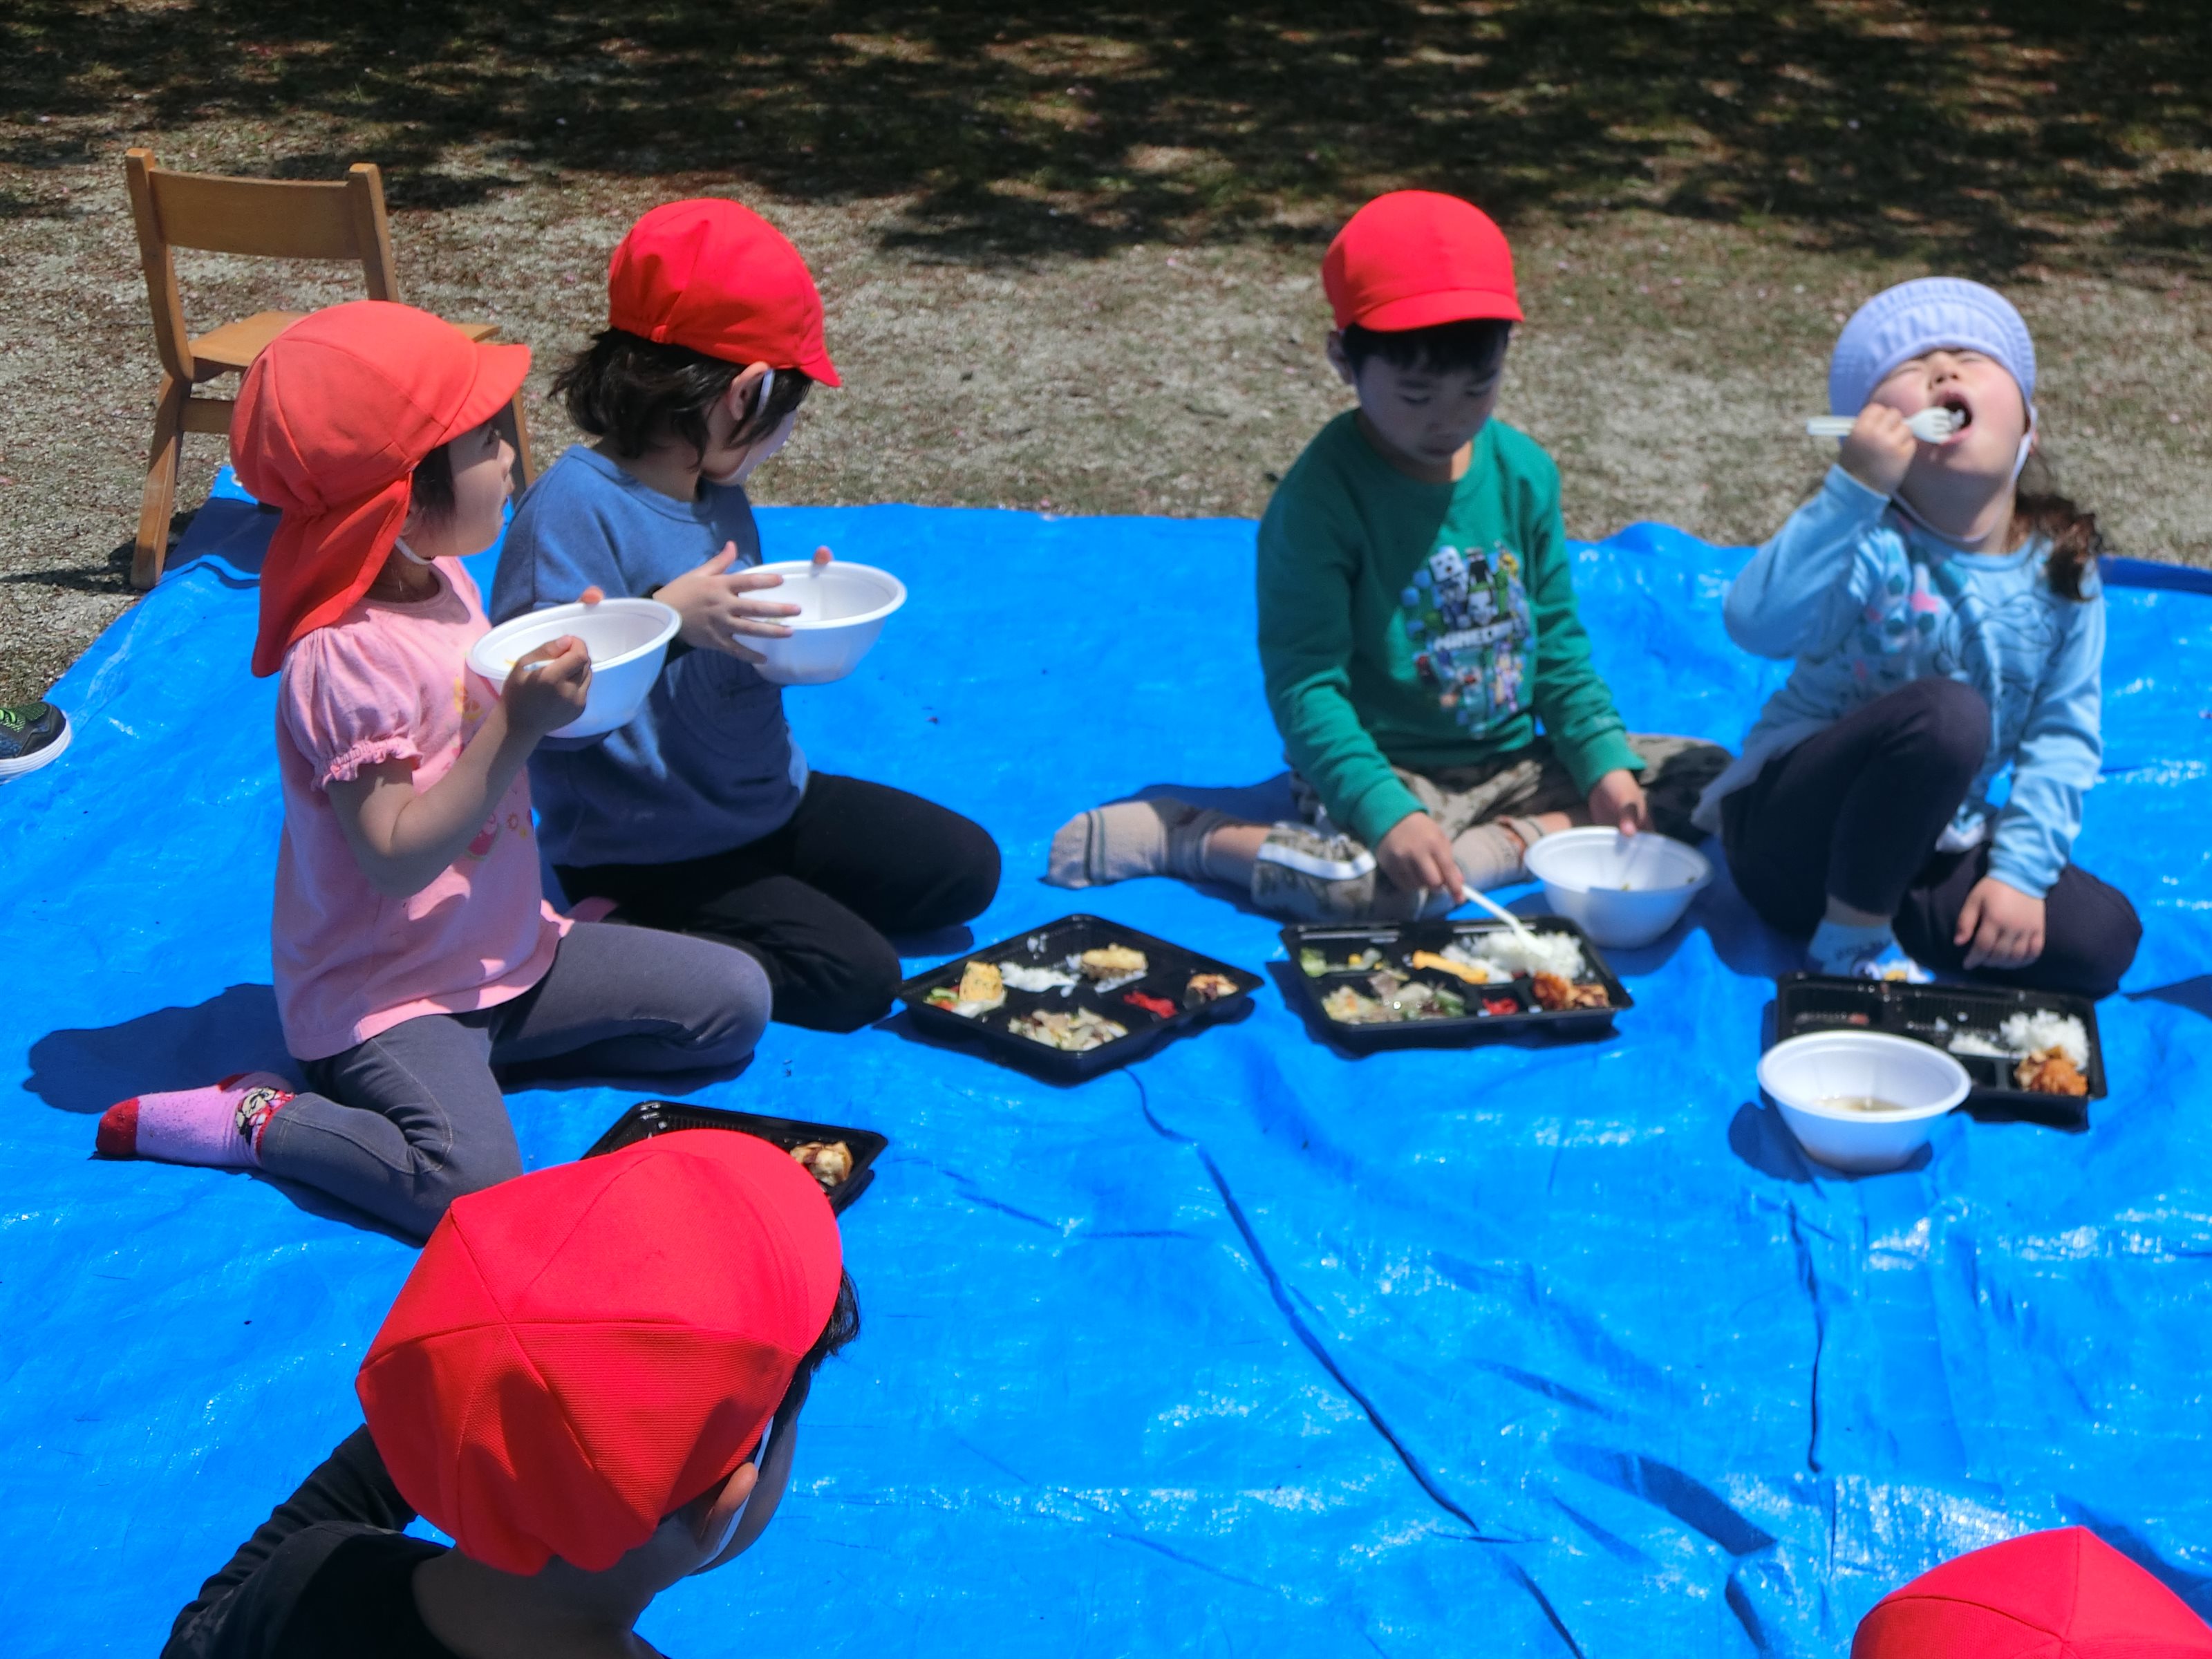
[1806, 409, 1960, 443]
[1466, 886, 1540, 944]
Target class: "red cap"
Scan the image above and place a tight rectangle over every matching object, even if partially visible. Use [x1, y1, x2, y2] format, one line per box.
[1854, 1528, 2212, 1659]
[1322, 190, 1523, 333]
[232, 301, 529, 677]
[356, 1130, 844, 1575]
[607, 198, 841, 387]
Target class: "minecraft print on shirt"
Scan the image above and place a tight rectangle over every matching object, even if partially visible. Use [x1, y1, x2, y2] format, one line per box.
[1400, 541, 1532, 729]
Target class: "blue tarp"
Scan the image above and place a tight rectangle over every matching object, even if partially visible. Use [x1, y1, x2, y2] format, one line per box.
[5, 475, 2209, 1657]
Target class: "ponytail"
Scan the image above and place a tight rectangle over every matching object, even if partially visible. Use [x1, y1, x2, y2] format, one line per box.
[2011, 451, 2101, 601]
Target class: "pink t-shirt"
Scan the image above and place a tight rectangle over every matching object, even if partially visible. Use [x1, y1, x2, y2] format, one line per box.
[272, 559, 568, 1061]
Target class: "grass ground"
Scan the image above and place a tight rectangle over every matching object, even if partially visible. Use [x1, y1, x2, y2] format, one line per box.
[1, 1, 2206, 703]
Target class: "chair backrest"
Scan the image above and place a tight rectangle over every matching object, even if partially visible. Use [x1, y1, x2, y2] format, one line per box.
[124, 147, 402, 384]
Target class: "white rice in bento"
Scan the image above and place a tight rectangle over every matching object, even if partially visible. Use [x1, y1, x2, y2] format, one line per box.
[1450, 931, 1586, 980]
[2000, 1010, 2089, 1068]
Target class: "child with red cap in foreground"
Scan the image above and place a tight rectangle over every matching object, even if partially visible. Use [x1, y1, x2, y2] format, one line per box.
[97, 302, 772, 1241]
[162, 1129, 859, 1658]
[1854, 1526, 2212, 1658]
[491, 199, 1000, 1033]
[1047, 191, 1727, 919]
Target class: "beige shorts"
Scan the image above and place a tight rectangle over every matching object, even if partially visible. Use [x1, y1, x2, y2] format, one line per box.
[1291, 733, 1730, 844]
[1253, 735, 1732, 923]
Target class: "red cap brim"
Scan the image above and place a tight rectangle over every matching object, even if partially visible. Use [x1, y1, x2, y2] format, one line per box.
[438, 341, 533, 442]
[1351, 288, 1525, 332]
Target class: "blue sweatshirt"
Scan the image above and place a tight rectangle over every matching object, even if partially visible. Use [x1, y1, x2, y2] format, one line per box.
[489, 444, 805, 869]
[1694, 465, 2103, 899]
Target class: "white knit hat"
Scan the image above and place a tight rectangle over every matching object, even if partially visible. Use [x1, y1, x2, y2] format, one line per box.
[1828, 276, 2036, 420]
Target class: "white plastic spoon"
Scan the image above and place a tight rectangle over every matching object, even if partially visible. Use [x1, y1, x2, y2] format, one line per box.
[1806, 409, 1960, 442]
[1465, 885, 1540, 944]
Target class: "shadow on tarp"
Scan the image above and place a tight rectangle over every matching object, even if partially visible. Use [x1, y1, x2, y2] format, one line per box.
[24, 984, 294, 1113]
[22, 977, 755, 1113]
[164, 495, 276, 586]
[2130, 975, 2212, 1024]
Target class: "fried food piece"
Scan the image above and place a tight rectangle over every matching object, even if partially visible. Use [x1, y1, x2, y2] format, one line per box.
[1185, 972, 1240, 1004]
[2015, 1047, 2089, 1096]
[1412, 950, 1492, 986]
[790, 1141, 854, 1190]
[1008, 1008, 1128, 1051]
[925, 959, 1006, 1015]
[1321, 984, 1389, 1024]
[1531, 973, 1610, 1012]
[1079, 944, 1147, 980]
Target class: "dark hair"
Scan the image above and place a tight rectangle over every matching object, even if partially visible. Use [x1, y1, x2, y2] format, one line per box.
[1340, 318, 1512, 382]
[554, 328, 812, 462]
[746, 1270, 859, 1459]
[2012, 451, 2101, 601]
[409, 442, 456, 523]
[797, 1269, 861, 1381]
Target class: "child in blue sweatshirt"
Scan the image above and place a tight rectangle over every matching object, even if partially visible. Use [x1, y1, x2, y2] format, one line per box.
[491, 201, 999, 1031]
[1696, 278, 2138, 997]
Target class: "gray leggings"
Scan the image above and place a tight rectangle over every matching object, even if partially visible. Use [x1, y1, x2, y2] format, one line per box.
[257, 921, 771, 1240]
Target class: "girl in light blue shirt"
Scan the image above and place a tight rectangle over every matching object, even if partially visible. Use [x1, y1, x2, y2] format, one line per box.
[1696, 278, 2139, 997]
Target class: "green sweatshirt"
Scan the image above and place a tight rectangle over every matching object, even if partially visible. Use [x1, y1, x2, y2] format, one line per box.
[1256, 412, 1638, 849]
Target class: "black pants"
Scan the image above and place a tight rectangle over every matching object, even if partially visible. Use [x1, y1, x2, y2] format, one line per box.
[558, 774, 1002, 1032]
[1721, 677, 2139, 1000]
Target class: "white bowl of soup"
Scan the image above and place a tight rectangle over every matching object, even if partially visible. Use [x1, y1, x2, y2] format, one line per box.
[1757, 1030, 1971, 1174]
[1522, 827, 1712, 948]
[744, 560, 907, 686]
[468, 598, 680, 737]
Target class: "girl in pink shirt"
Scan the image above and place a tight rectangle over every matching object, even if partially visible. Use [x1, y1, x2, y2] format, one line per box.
[95, 302, 771, 1240]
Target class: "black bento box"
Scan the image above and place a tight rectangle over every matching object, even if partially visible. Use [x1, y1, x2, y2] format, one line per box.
[584, 1100, 889, 1212]
[1772, 973, 2105, 1125]
[1277, 916, 1631, 1051]
[895, 914, 1262, 1080]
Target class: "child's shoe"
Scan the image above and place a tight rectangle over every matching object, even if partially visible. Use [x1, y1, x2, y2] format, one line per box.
[0, 701, 69, 780]
[1250, 823, 1450, 923]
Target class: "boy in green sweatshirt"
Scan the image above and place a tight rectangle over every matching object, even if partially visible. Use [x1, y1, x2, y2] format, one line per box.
[1047, 191, 1727, 920]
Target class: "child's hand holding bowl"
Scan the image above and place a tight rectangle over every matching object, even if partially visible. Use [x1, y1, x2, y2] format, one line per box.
[503, 637, 594, 736]
[655, 541, 836, 664]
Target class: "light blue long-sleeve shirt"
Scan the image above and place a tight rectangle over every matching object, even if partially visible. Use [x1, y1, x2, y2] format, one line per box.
[1694, 465, 2103, 899]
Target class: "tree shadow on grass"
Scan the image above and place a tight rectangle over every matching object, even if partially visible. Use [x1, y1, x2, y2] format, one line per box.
[3, 1, 2206, 273]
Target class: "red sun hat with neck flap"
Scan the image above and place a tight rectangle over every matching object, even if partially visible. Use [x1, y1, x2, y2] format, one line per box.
[607, 198, 841, 386]
[1854, 1527, 2212, 1659]
[232, 300, 529, 677]
[356, 1130, 843, 1576]
[1322, 189, 1524, 334]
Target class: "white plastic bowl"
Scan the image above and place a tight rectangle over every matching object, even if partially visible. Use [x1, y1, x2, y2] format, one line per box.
[744, 560, 907, 686]
[467, 597, 680, 738]
[1522, 826, 1712, 948]
[1757, 1031, 1971, 1174]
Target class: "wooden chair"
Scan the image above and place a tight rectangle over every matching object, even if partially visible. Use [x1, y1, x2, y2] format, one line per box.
[122, 148, 534, 588]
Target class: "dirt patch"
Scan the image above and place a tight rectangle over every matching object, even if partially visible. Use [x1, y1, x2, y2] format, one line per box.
[2, 3, 2207, 702]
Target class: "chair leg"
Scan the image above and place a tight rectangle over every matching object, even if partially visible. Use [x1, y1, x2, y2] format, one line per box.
[132, 375, 187, 590]
[498, 389, 535, 494]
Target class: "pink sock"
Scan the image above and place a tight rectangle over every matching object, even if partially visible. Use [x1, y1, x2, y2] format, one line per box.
[96, 1072, 294, 1168]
